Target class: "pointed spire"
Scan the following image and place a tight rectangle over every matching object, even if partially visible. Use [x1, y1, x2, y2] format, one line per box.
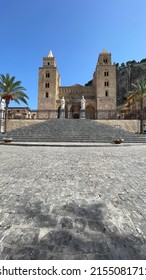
[48, 50, 53, 58]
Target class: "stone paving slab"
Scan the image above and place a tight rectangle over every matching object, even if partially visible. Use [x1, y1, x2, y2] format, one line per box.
[0, 145, 146, 259]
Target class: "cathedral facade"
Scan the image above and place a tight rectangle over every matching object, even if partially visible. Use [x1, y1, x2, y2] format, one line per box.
[38, 50, 117, 119]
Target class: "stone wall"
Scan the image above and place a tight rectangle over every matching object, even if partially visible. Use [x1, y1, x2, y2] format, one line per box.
[7, 120, 45, 131]
[96, 120, 140, 133]
[7, 119, 141, 134]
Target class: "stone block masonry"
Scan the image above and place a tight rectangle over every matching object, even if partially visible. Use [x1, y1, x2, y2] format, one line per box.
[6, 119, 45, 131]
[6, 119, 140, 134]
[96, 120, 140, 133]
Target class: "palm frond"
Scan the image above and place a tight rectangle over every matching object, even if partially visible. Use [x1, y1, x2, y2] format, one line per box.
[16, 96, 28, 105]
[0, 73, 29, 107]
[11, 96, 20, 104]
[131, 80, 146, 94]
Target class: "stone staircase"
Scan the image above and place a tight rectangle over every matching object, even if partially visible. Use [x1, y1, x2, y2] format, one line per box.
[0, 119, 146, 143]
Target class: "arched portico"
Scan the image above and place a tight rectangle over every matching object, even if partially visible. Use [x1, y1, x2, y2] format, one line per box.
[86, 105, 96, 119]
[58, 106, 68, 118]
[70, 104, 81, 119]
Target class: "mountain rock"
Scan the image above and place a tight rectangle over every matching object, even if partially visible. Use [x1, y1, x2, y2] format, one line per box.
[116, 61, 146, 105]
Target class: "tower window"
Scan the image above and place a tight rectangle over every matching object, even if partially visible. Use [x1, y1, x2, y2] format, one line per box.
[105, 90, 109, 97]
[104, 81, 109, 86]
[104, 71, 109, 76]
[46, 72, 50, 78]
[48, 62, 50, 65]
[103, 59, 108, 64]
[46, 92, 49, 98]
[45, 83, 50, 88]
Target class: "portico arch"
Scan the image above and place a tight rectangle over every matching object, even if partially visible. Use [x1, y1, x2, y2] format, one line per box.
[70, 104, 81, 119]
[58, 106, 68, 118]
[86, 105, 96, 119]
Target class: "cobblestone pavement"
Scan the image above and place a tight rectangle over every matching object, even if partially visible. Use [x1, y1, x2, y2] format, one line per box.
[0, 145, 146, 260]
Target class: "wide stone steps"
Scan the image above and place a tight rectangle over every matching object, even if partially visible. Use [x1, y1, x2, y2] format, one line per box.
[0, 119, 146, 143]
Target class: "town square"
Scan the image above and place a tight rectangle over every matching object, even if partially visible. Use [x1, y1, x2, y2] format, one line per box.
[0, 144, 146, 259]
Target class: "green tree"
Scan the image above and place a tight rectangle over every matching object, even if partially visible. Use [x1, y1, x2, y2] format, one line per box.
[127, 80, 146, 133]
[140, 58, 146, 63]
[126, 61, 132, 67]
[120, 62, 126, 68]
[85, 80, 93, 86]
[0, 73, 29, 132]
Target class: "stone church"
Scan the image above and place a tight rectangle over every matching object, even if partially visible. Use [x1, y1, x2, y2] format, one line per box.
[38, 50, 117, 119]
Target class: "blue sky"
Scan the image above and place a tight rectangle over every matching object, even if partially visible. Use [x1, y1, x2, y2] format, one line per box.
[1, 0, 146, 109]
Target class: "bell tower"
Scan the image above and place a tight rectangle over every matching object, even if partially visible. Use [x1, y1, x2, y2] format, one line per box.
[38, 51, 60, 118]
[93, 50, 116, 118]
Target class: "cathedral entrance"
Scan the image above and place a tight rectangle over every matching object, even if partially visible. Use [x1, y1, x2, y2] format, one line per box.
[73, 113, 79, 119]
[70, 105, 80, 119]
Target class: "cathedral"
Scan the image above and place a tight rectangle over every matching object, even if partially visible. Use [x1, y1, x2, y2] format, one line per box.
[38, 50, 117, 119]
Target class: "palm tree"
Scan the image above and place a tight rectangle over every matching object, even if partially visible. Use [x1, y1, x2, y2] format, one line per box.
[0, 73, 29, 132]
[126, 80, 146, 133]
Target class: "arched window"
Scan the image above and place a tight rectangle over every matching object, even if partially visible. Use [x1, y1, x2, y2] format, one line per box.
[103, 58, 108, 64]
[104, 80, 109, 87]
[45, 83, 49, 88]
[46, 72, 50, 78]
[46, 92, 49, 98]
[105, 90, 109, 97]
[104, 71, 109, 76]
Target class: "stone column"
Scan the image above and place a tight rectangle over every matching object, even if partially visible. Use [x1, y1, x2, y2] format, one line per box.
[0, 100, 5, 133]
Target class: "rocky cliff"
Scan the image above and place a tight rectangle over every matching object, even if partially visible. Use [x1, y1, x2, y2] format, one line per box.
[116, 61, 146, 105]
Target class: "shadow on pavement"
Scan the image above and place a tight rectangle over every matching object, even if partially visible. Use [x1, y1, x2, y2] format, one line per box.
[1, 201, 146, 260]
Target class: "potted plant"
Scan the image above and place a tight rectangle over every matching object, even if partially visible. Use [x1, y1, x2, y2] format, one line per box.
[113, 137, 124, 144]
[3, 137, 13, 144]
